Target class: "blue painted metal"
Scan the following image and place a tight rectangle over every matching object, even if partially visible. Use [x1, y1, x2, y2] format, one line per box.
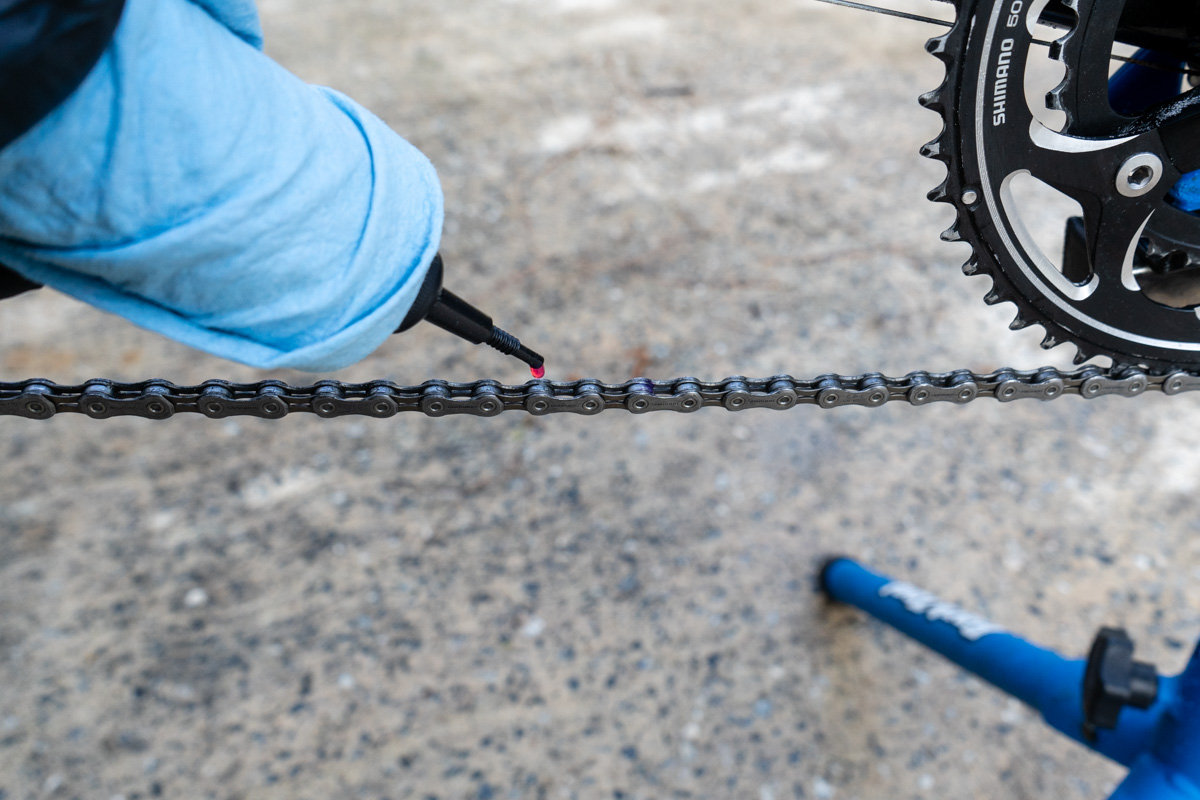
[820, 558, 1200, 800]
[1107, 49, 1184, 117]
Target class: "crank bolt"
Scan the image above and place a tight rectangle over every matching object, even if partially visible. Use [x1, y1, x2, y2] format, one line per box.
[1115, 153, 1163, 198]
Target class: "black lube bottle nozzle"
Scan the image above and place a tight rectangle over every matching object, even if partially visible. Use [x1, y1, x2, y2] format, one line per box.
[396, 254, 545, 377]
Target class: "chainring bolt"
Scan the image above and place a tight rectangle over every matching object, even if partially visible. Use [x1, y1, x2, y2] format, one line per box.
[1116, 153, 1163, 198]
[961, 189, 979, 205]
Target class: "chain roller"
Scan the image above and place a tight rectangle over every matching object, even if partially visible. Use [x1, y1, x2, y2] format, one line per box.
[0, 364, 1189, 420]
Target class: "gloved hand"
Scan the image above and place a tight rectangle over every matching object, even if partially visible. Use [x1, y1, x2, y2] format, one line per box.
[0, 0, 443, 372]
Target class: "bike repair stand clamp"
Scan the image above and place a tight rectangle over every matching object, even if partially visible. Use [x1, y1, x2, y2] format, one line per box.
[820, 557, 1200, 799]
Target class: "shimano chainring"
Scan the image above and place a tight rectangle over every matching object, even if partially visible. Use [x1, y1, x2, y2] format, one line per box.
[925, 0, 1200, 369]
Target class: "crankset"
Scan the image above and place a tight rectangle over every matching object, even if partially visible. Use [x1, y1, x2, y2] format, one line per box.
[923, 0, 1200, 370]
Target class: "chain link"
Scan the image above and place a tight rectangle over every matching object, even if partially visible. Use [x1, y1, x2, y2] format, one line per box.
[0, 364, 1189, 419]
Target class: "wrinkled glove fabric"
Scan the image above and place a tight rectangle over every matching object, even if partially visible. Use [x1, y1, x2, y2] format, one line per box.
[0, 0, 443, 371]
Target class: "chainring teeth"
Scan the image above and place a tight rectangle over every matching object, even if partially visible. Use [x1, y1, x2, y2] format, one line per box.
[917, 0, 1084, 362]
[921, 22, 971, 226]
[918, 89, 946, 113]
[1043, 0, 1085, 128]
[940, 223, 964, 243]
[919, 139, 946, 161]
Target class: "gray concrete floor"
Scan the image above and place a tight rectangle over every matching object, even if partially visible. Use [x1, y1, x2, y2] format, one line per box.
[3, 1, 1200, 798]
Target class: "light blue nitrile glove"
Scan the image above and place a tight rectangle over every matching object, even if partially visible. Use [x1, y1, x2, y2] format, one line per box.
[0, 0, 444, 372]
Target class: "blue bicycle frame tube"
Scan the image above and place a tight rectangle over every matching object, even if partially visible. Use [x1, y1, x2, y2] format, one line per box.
[821, 558, 1200, 800]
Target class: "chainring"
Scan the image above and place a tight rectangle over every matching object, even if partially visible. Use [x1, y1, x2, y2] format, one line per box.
[924, 0, 1200, 370]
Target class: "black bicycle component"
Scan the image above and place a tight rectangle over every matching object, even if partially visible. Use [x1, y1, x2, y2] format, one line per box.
[934, 0, 1200, 61]
[1051, 4, 1200, 314]
[396, 253, 544, 374]
[1082, 627, 1159, 739]
[924, 0, 1200, 370]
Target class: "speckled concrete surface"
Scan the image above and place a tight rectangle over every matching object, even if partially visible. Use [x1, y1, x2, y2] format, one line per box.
[3, 2, 1200, 799]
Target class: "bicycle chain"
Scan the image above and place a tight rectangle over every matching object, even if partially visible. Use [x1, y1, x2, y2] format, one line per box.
[0, 364, 1195, 419]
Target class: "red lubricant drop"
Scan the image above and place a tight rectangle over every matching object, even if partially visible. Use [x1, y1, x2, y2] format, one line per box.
[531, 365, 546, 380]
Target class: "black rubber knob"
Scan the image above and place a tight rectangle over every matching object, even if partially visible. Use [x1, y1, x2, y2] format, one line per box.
[1082, 627, 1159, 738]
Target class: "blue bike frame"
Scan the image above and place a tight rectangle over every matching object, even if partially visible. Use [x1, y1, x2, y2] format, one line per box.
[821, 558, 1200, 800]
